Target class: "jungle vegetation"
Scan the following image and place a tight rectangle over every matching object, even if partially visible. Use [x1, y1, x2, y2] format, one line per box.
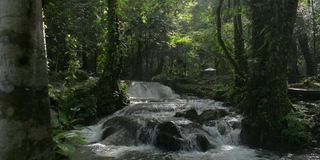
[0, 0, 320, 159]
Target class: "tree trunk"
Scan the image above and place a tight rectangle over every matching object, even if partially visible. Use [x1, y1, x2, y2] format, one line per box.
[0, 0, 52, 159]
[88, 51, 97, 75]
[216, 0, 245, 78]
[134, 40, 144, 80]
[152, 52, 166, 77]
[288, 38, 300, 83]
[241, 0, 298, 149]
[295, 15, 317, 76]
[311, 0, 317, 61]
[233, 0, 247, 87]
[82, 52, 97, 75]
[97, 0, 126, 117]
[298, 32, 317, 76]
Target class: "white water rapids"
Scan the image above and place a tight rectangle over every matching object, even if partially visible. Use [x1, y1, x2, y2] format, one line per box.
[71, 81, 312, 160]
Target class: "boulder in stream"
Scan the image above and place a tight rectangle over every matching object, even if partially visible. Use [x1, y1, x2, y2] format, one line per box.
[101, 116, 142, 145]
[195, 134, 210, 151]
[175, 108, 198, 121]
[199, 109, 228, 123]
[155, 121, 184, 151]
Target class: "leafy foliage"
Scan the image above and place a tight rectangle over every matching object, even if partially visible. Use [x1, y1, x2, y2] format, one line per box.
[49, 71, 97, 159]
[53, 131, 86, 159]
[49, 72, 98, 128]
[281, 112, 311, 147]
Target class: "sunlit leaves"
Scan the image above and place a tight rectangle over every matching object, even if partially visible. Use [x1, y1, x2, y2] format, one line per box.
[170, 33, 192, 47]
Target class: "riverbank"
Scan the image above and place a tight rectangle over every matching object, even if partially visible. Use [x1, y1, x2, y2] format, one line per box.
[158, 76, 233, 101]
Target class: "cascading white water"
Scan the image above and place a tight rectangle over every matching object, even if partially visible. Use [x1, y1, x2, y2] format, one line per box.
[126, 81, 180, 100]
[72, 81, 281, 160]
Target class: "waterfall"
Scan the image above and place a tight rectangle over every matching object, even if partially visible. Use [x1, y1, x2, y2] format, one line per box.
[126, 81, 180, 100]
[73, 81, 280, 160]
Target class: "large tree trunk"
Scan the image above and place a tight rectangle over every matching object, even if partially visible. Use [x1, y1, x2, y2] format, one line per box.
[240, 0, 298, 149]
[0, 0, 52, 159]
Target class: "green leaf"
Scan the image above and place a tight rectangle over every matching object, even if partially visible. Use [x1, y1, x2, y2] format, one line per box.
[56, 143, 76, 156]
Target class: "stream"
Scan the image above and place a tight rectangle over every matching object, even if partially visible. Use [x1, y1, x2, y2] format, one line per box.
[72, 81, 318, 160]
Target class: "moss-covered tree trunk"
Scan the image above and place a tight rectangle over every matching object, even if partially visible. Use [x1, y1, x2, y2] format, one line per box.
[97, 0, 126, 117]
[0, 0, 52, 159]
[240, 0, 298, 149]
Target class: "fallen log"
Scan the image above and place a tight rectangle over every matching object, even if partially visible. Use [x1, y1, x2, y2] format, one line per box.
[288, 88, 320, 100]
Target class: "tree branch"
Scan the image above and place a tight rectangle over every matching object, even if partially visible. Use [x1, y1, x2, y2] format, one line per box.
[216, 0, 245, 78]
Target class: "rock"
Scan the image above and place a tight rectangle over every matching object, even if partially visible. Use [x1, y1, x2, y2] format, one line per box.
[157, 121, 182, 136]
[175, 108, 198, 121]
[240, 118, 280, 149]
[240, 118, 261, 147]
[138, 120, 158, 144]
[155, 121, 184, 151]
[223, 102, 232, 107]
[195, 134, 210, 151]
[156, 133, 184, 151]
[101, 116, 141, 145]
[231, 121, 241, 129]
[175, 112, 184, 117]
[199, 109, 228, 123]
[228, 118, 241, 129]
[217, 123, 227, 135]
[185, 108, 198, 120]
[101, 127, 117, 141]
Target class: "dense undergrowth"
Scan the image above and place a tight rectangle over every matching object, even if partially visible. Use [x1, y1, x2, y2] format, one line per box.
[49, 70, 128, 159]
[49, 70, 96, 159]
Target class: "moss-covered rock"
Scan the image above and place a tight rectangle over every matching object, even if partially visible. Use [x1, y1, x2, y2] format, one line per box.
[199, 109, 229, 123]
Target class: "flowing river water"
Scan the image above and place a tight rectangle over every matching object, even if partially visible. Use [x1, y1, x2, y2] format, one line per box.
[71, 81, 319, 160]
